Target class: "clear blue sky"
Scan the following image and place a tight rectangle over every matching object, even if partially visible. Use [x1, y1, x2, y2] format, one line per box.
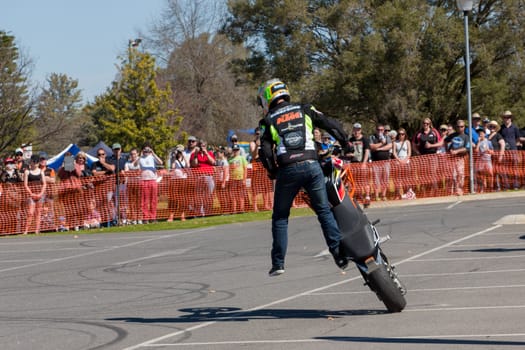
[1, 0, 165, 103]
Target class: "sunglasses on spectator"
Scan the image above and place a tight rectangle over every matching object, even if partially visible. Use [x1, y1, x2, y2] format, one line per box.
[98, 153, 105, 156]
[399, 132, 405, 135]
[423, 122, 430, 125]
[440, 128, 447, 131]
[457, 125, 465, 128]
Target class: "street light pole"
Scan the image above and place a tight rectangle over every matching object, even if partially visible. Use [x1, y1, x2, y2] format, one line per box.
[457, 0, 475, 194]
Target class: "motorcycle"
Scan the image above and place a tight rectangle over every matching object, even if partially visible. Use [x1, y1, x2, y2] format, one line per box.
[304, 150, 407, 313]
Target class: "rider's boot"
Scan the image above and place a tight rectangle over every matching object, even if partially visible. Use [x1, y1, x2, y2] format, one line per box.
[330, 245, 349, 270]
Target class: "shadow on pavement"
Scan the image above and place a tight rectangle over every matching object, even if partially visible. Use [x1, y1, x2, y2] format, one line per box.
[315, 336, 525, 346]
[108, 306, 388, 323]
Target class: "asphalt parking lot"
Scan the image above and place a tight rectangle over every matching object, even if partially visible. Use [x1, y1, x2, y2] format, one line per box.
[1, 191, 524, 350]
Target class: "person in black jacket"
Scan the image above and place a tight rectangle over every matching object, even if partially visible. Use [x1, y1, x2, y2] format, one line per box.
[257, 78, 351, 276]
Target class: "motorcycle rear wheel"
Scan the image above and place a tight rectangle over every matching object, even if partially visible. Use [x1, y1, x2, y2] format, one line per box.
[367, 264, 407, 313]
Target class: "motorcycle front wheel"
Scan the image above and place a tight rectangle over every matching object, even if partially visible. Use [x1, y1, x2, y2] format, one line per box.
[367, 263, 407, 313]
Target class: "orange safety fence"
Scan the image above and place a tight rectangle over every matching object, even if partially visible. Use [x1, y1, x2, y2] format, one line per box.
[1, 152, 524, 235]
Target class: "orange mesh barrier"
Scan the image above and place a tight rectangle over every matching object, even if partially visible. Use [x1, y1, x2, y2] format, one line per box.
[1, 151, 524, 235]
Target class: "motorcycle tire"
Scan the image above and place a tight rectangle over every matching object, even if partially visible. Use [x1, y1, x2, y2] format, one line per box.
[367, 263, 407, 313]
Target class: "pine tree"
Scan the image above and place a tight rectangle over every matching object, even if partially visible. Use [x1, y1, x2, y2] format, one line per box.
[89, 47, 183, 159]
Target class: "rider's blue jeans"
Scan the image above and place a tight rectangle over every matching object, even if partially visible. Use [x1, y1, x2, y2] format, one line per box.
[271, 160, 342, 267]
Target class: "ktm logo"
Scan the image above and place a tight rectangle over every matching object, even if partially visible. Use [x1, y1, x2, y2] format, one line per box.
[276, 111, 301, 124]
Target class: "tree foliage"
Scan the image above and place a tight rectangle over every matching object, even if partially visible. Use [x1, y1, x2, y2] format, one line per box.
[222, 0, 525, 134]
[33, 73, 84, 154]
[144, 0, 259, 145]
[88, 48, 183, 159]
[0, 31, 34, 154]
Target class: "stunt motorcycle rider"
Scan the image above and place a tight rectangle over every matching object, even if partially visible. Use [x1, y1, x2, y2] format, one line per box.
[257, 78, 352, 276]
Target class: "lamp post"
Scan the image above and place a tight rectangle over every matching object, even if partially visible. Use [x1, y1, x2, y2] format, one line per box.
[457, 0, 475, 194]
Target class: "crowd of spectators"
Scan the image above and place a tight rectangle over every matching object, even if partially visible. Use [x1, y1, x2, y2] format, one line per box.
[0, 134, 274, 235]
[1, 110, 525, 235]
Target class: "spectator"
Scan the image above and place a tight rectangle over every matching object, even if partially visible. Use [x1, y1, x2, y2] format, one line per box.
[83, 198, 101, 229]
[228, 144, 248, 213]
[167, 144, 189, 222]
[369, 123, 392, 201]
[436, 124, 449, 154]
[475, 128, 494, 193]
[487, 120, 506, 191]
[57, 152, 92, 231]
[250, 126, 272, 211]
[0, 157, 24, 233]
[91, 147, 116, 226]
[413, 117, 442, 196]
[413, 117, 441, 155]
[230, 134, 247, 159]
[437, 124, 452, 194]
[135, 143, 163, 224]
[214, 147, 230, 214]
[471, 113, 483, 134]
[482, 117, 491, 134]
[108, 143, 128, 224]
[348, 122, 372, 207]
[499, 110, 521, 190]
[183, 136, 198, 164]
[392, 128, 412, 199]
[14, 148, 28, 173]
[190, 139, 216, 216]
[444, 120, 470, 195]
[38, 152, 56, 203]
[321, 132, 333, 151]
[124, 148, 142, 224]
[23, 155, 47, 234]
[313, 127, 323, 143]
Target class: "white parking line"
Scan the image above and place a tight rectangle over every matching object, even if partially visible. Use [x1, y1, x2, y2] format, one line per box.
[446, 201, 462, 209]
[410, 254, 525, 262]
[122, 224, 503, 349]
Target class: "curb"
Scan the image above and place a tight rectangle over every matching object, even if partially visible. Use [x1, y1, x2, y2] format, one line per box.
[365, 189, 525, 209]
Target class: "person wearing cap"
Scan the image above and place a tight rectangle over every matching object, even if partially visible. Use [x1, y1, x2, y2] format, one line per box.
[230, 134, 247, 159]
[228, 143, 248, 213]
[474, 127, 494, 193]
[124, 148, 142, 224]
[91, 146, 116, 227]
[167, 144, 189, 222]
[487, 120, 506, 191]
[14, 147, 28, 172]
[107, 143, 128, 225]
[499, 110, 521, 190]
[369, 123, 393, 201]
[1, 157, 23, 183]
[183, 136, 198, 164]
[257, 78, 352, 276]
[482, 117, 491, 134]
[23, 154, 47, 234]
[348, 122, 372, 207]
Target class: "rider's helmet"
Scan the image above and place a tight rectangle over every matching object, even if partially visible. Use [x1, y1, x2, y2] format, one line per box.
[257, 78, 290, 114]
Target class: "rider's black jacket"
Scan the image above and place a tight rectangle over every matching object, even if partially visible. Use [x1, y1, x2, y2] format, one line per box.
[258, 101, 349, 178]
